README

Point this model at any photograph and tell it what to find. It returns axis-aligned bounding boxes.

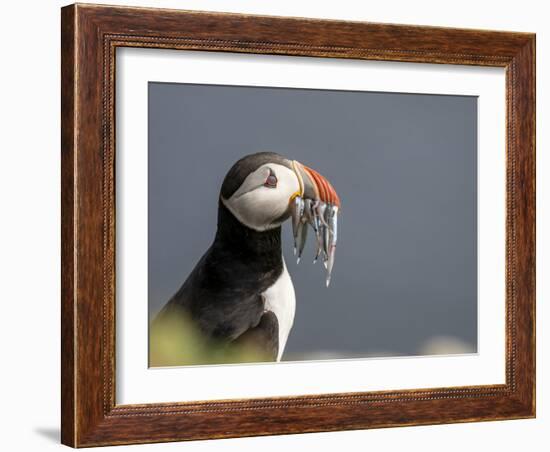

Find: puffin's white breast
[262,258,296,361]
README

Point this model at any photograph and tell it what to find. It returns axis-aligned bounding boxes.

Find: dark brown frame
[61,3,536,447]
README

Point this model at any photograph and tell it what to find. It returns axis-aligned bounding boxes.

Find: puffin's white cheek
[230,188,291,230]
[222,163,300,231]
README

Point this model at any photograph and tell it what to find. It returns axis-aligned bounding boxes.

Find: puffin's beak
[290,160,340,287]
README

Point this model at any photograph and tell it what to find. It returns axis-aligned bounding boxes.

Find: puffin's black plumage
[154,153,290,360]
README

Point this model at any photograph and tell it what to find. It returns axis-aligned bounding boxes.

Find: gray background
[148,82,477,360]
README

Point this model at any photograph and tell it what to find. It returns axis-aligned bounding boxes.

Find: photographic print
[148,82,478,367]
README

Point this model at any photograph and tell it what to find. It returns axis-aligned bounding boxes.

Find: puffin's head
[220,152,341,285]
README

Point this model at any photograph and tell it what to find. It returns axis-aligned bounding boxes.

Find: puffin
[152,152,340,363]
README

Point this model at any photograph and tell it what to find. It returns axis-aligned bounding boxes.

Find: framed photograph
[61,3,535,447]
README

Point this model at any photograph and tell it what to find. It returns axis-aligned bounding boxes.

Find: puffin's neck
[214,201,283,258]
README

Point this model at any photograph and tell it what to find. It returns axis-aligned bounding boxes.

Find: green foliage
[149,311,273,367]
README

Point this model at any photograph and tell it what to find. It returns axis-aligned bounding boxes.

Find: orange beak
[291,160,341,208]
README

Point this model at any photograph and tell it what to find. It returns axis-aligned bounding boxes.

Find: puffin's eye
[264,170,278,188]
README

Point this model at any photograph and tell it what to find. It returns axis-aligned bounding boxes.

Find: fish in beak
[290,160,341,287]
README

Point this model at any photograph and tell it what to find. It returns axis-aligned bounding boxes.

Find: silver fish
[296,220,308,264]
[288,196,339,286]
[316,202,329,227]
[325,206,339,286]
[291,196,303,254]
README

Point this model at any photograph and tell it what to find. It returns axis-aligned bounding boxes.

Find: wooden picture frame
[61,3,536,447]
